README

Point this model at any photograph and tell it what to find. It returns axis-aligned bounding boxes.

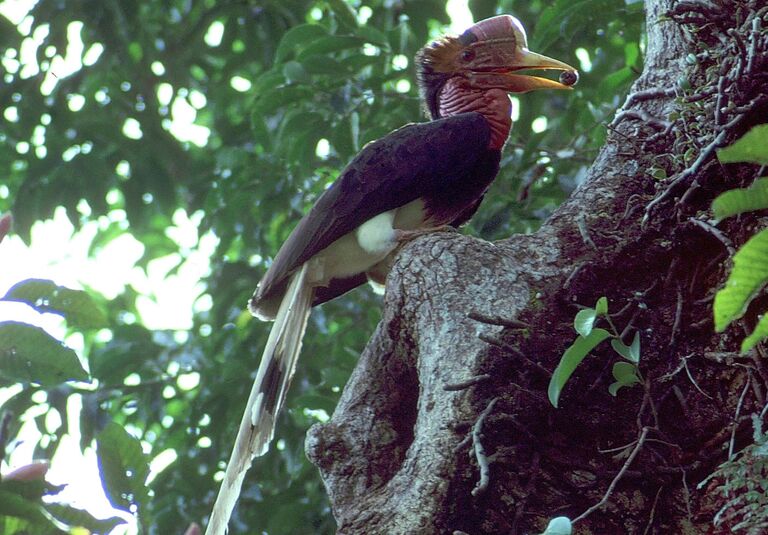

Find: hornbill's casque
[207,14,577,533]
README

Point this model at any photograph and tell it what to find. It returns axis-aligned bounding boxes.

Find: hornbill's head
[417,15,578,119]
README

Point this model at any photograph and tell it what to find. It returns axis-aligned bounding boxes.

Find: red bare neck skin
[438,78,512,150]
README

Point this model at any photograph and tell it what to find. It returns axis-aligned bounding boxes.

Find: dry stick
[610,87,678,128]
[610,109,672,131]
[683,357,714,400]
[471,397,499,497]
[564,263,585,289]
[572,426,650,524]
[444,374,492,392]
[468,310,528,329]
[746,17,760,74]
[670,286,684,348]
[680,468,694,524]
[642,486,664,535]
[477,333,551,376]
[643,130,728,223]
[728,373,751,460]
[677,179,700,206]
[689,218,736,254]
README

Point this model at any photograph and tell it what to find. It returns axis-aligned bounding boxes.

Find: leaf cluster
[548,297,642,408]
[712,125,768,353]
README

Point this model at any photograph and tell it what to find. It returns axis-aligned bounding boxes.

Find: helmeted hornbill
[207,14,576,533]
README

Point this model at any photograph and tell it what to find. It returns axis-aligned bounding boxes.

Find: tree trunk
[306,0,768,533]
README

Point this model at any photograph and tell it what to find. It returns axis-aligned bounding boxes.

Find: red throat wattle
[438,79,513,150]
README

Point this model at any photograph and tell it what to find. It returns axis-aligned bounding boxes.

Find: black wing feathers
[255,112,492,306]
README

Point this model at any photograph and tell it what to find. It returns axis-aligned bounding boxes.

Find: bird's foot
[393,225,455,243]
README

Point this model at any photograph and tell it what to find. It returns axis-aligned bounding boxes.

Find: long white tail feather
[205,263,314,535]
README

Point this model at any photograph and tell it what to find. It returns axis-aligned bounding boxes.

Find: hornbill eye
[461,49,475,62]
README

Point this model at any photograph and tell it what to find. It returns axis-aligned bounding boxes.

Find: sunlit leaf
[712,177,768,221]
[1,278,107,329]
[0,321,88,385]
[717,124,768,166]
[714,229,768,332]
[741,313,768,353]
[45,503,126,533]
[548,328,611,407]
[574,308,597,337]
[595,297,608,315]
[574,298,607,336]
[96,422,150,513]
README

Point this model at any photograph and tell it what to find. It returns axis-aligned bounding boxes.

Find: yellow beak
[470,49,578,93]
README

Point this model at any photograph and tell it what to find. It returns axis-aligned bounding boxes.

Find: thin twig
[454,434,472,453]
[642,486,664,535]
[573,426,650,524]
[444,374,492,392]
[729,373,751,459]
[681,468,693,524]
[564,263,585,289]
[472,397,499,497]
[683,357,714,399]
[611,87,678,127]
[468,311,528,329]
[643,130,728,222]
[610,109,672,130]
[746,17,760,74]
[670,286,684,347]
[678,179,700,206]
[477,333,551,376]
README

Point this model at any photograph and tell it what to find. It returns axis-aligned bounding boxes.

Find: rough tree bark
[305,0,768,533]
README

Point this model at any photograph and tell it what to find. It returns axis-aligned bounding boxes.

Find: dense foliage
[0,0,643,532]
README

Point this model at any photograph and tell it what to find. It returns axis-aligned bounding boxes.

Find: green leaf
[717,124,768,166]
[608,361,641,396]
[45,503,126,532]
[275,24,328,63]
[574,308,597,337]
[354,25,391,48]
[714,229,768,332]
[282,60,311,84]
[0,489,49,526]
[574,298,608,336]
[610,332,640,363]
[0,321,89,385]
[252,85,313,115]
[128,41,143,62]
[548,328,612,408]
[327,0,358,28]
[741,313,768,353]
[296,35,368,61]
[610,338,631,360]
[712,177,768,221]
[629,331,640,362]
[595,296,608,315]
[1,278,107,329]
[96,422,150,513]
